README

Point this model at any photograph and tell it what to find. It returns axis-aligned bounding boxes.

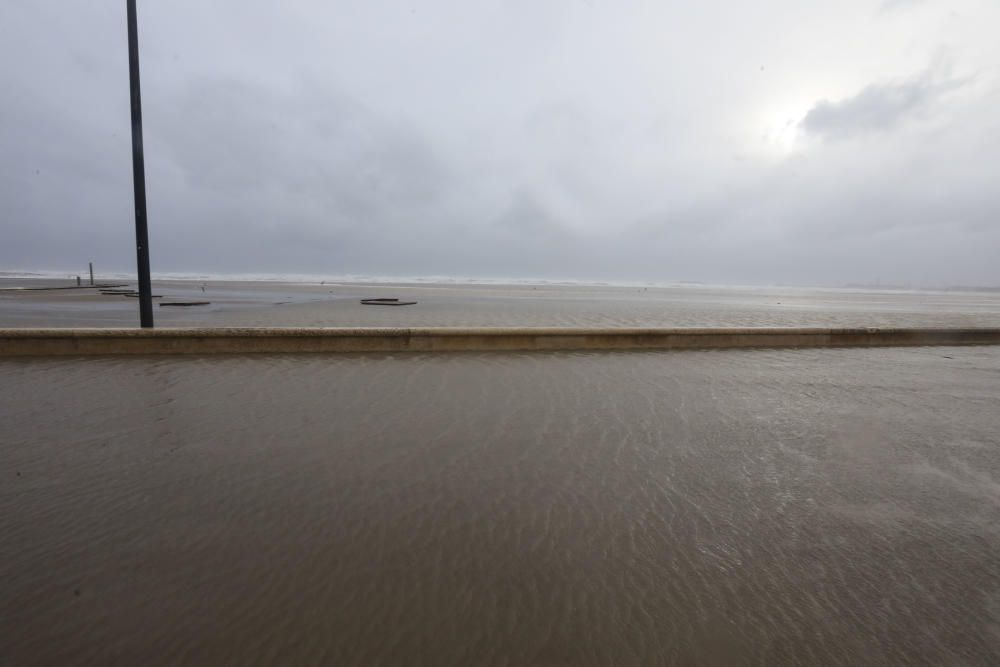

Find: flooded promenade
[3,344,999,664]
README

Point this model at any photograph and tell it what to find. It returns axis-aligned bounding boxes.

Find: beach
[2,278,1000,664]
[7,0,1000,661]
[2,277,1000,329]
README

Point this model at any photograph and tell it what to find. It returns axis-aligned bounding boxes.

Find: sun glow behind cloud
[752,97,819,158]
[2,0,1000,285]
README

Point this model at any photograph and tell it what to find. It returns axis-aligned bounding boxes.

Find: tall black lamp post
[126,0,153,327]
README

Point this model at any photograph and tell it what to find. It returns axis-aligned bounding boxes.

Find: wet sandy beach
[3,277,1000,328]
[2,346,999,665]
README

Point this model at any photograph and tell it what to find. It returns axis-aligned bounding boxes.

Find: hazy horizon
[3,1,999,285]
[6,266,1000,292]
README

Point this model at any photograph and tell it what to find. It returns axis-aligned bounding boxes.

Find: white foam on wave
[3,268,992,295]
[3,268,713,289]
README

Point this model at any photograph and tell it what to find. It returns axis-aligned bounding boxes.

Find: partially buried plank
[361,298,417,306]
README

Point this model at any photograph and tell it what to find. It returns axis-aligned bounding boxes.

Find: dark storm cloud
[491,191,569,241]
[155,77,451,229]
[800,74,965,139]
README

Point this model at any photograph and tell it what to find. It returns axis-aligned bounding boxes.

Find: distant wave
[3,269,994,293]
[2,269,717,288]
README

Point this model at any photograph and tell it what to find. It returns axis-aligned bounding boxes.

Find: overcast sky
[1,0,998,285]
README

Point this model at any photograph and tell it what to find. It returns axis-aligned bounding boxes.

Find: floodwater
[3,347,999,665]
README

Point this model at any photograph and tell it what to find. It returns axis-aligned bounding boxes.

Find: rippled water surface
[3,348,1000,665]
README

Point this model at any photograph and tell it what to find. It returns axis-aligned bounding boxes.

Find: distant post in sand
[126,0,153,327]
[89,262,94,286]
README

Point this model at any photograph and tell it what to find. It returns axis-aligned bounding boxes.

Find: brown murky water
[3,347,1000,665]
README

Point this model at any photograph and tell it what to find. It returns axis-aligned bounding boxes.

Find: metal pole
[126,0,153,327]
[89,262,94,286]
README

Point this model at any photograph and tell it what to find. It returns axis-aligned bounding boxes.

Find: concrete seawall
[1,327,999,356]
